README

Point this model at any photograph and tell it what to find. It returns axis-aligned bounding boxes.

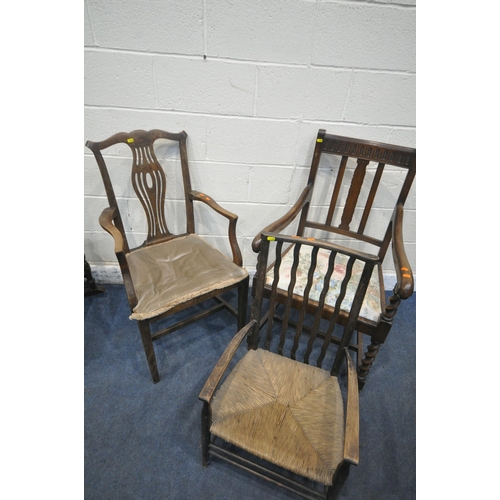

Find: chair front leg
[138,320,160,384]
[201,401,212,467]
[326,462,351,500]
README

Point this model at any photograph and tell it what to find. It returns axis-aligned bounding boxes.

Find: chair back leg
[237,276,249,330]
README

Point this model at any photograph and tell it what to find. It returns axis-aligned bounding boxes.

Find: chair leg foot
[327,462,351,500]
[138,320,160,383]
[201,402,211,467]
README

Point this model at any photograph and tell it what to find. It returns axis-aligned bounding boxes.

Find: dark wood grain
[252,129,416,389]
[86,129,248,384]
[199,233,374,498]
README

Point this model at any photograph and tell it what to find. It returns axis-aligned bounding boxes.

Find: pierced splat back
[86,129,194,250]
[249,233,378,376]
[130,136,171,242]
[297,129,416,261]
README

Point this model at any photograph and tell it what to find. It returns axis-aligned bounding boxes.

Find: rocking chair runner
[200,232,379,499]
[86,129,249,383]
[252,129,416,389]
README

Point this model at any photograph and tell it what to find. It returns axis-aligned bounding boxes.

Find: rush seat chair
[251,129,416,389]
[86,129,249,383]
[200,232,378,499]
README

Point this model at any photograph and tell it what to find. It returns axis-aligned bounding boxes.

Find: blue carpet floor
[84,285,415,499]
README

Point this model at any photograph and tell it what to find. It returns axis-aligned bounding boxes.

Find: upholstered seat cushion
[210,348,345,485]
[267,244,382,323]
[126,234,248,321]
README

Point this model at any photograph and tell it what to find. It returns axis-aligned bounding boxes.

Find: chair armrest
[391,203,414,300]
[99,207,125,255]
[189,190,243,267]
[251,183,313,253]
[343,348,359,465]
[199,320,256,404]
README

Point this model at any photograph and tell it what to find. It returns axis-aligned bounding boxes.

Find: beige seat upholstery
[86,129,249,383]
[128,235,248,321]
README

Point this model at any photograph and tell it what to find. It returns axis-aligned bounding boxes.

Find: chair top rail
[320,131,416,169]
[86,129,187,151]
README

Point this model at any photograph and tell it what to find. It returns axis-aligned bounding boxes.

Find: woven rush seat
[210,348,345,485]
[127,234,248,321]
[267,244,382,323]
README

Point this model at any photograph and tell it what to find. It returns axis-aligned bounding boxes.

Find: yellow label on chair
[316,138,323,143]
[127,138,134,143]
[267,236,276,241]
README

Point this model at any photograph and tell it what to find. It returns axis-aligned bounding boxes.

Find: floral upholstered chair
[252,129,416,389]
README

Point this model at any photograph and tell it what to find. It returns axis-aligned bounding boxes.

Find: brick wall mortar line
[84,105,415,130]
[84,47,414,75]
[203,0,207,59]
[323,0,415,9]
[84,0,97,47]
[253,66,259,116]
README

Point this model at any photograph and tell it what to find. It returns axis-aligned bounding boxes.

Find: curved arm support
[343,349,359,465]
[189,190,243,266]
[251,183,314,253]
[99,207,138,309]
[391,203,414,300]
[199,320,256,404]
[99,207,126,255]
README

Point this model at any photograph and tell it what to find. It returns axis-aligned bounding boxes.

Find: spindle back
[249,232,379,375]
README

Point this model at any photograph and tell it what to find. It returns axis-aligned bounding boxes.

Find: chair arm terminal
[189,190,243,266]
[343,348,359,465]
[99,207,125,255]
[391,203,414,300]
[199,320,256,404]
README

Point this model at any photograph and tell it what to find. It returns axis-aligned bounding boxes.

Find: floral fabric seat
[266,244,382,323]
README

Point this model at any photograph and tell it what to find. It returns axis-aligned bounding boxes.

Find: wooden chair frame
[200,232,379,499]
[252,129,416,389]
[86,129,249,383]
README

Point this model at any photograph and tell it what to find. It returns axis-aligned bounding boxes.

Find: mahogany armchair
[252,129,416,389]
[200,232,378,499]
[86,129,249,384]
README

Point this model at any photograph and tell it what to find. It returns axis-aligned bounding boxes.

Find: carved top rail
[86,129,191,248]
[320,131,416,169]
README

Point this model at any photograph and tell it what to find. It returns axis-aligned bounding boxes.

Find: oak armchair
[252,129,416,389]
[86,129,249,383]
[200,232,379,499]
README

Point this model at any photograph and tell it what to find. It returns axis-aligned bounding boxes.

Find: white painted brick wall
[84,0,416,289]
